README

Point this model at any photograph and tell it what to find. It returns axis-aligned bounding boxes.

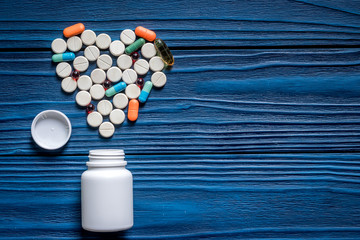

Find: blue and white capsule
[52,52,75,62]
[139,81,152,103]
[106,81,127,97]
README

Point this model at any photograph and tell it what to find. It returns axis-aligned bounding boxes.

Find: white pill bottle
[81,149,133,232]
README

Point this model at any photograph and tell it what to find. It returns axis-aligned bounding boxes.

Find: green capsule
[154,38,174,66]
[125,38,145,55]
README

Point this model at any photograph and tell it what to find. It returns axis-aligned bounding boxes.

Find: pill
[99,122,115,138]
[109,40,125,56]
[81,30,96,46]
[149,56,165,72]
[110,109,125,125]
[120,29,136,45]
[77,75,92,91]
[71,70,80,80]
[96,33,111,50]
[131,52,140,62]
[107,66,122,83]
[51,38,67,54]
[61,77,77,93]
[134,59,149,76]
[56,62,72,78]
[127,99,139,121]
[97,100,113,116]
[154,38,174,66]
[125,38,145,55]
[113,93,129,109]
[90,84,105,100]
[103,80,112,90]
[86,103,95,114]
[84,45,100,61]
[63,23,85,38]
[52,52,75,62]
[117,54,132,70]
[135,26,156,42]
[136,78,145,89]
[76,90,92,107]
[73,56,89,72]
[97,54,112,70]
[91,68,106,84]
[139,81,152,103]
[105,81,127,97]
[87,111,103,128]
[67,36,82,52]
[125,84,141,99]
[122,69,137,84]
[151,72,167,88]
[141,43,156,59]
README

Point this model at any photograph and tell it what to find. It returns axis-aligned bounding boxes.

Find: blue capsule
[52,52,75,62]
[139,81,152,103]
[106,81,127,97]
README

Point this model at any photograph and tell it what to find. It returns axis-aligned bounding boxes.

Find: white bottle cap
[31,110,71,150]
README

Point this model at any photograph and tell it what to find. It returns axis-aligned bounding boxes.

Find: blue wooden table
[1,0,360,239]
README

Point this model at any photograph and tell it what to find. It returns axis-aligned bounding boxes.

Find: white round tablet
[96,33,111,50]
[51,38,67,54]
[151,71,167,88]
[107,67,122,83]
[73,56,89,72]
[97,54,113,70]
[149,56,165,72]
[141,43,156,59]
[76,91,91,107]
[84,45,100,61]
[81,30,96,46]
[134,59,149,76]
[67,36,82,52]
[99,122,115,138]
[87,111,103,128]
[56,62,72,78]
[91,68,106,84]
[117,54,132,70]
[125,84,141,99]
[97,100,113,116]
[61,77,77,93]
[122,69,137,84]
[77,75,92,91]
[110,109,125,125]
[109,40,125,56]
[90,84,105,100]
[113,93,129,109]
[120,29,136,45]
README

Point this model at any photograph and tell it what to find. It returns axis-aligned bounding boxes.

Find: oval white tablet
[97,100,113,116]
[76,91,91,107]
[134,59,149,76]
[113,93,129,109]
[141,43,156,59]
[109,40,125,56]
[77,75,92,91]
[90,84,105,100]
[96,33,111,50]
[151,71,167,88]
[51,38,67,54]
[120,29,136,45]
[67,36,82,52]
[84,45,100,61]
[91,68,106,84]
[87,111,103,128]
[81,30,96,46]
[110,109,125,125]
[97,54,112,70]
[122,69,137,84]
[117,54,132,70]
[149,56,165,72]
[125,84,141,99]
[107,67,122,83]
[99,122,115,138]
[56,62,72,78]
[73,56,89,72]
[61,77,77,93]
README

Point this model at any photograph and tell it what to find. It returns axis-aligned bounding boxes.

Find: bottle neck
[87,149,127,168]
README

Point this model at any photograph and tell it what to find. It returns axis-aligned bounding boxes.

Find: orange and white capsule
[135,26,156,42]
[127,99,139,121]
[63,23,85,38]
